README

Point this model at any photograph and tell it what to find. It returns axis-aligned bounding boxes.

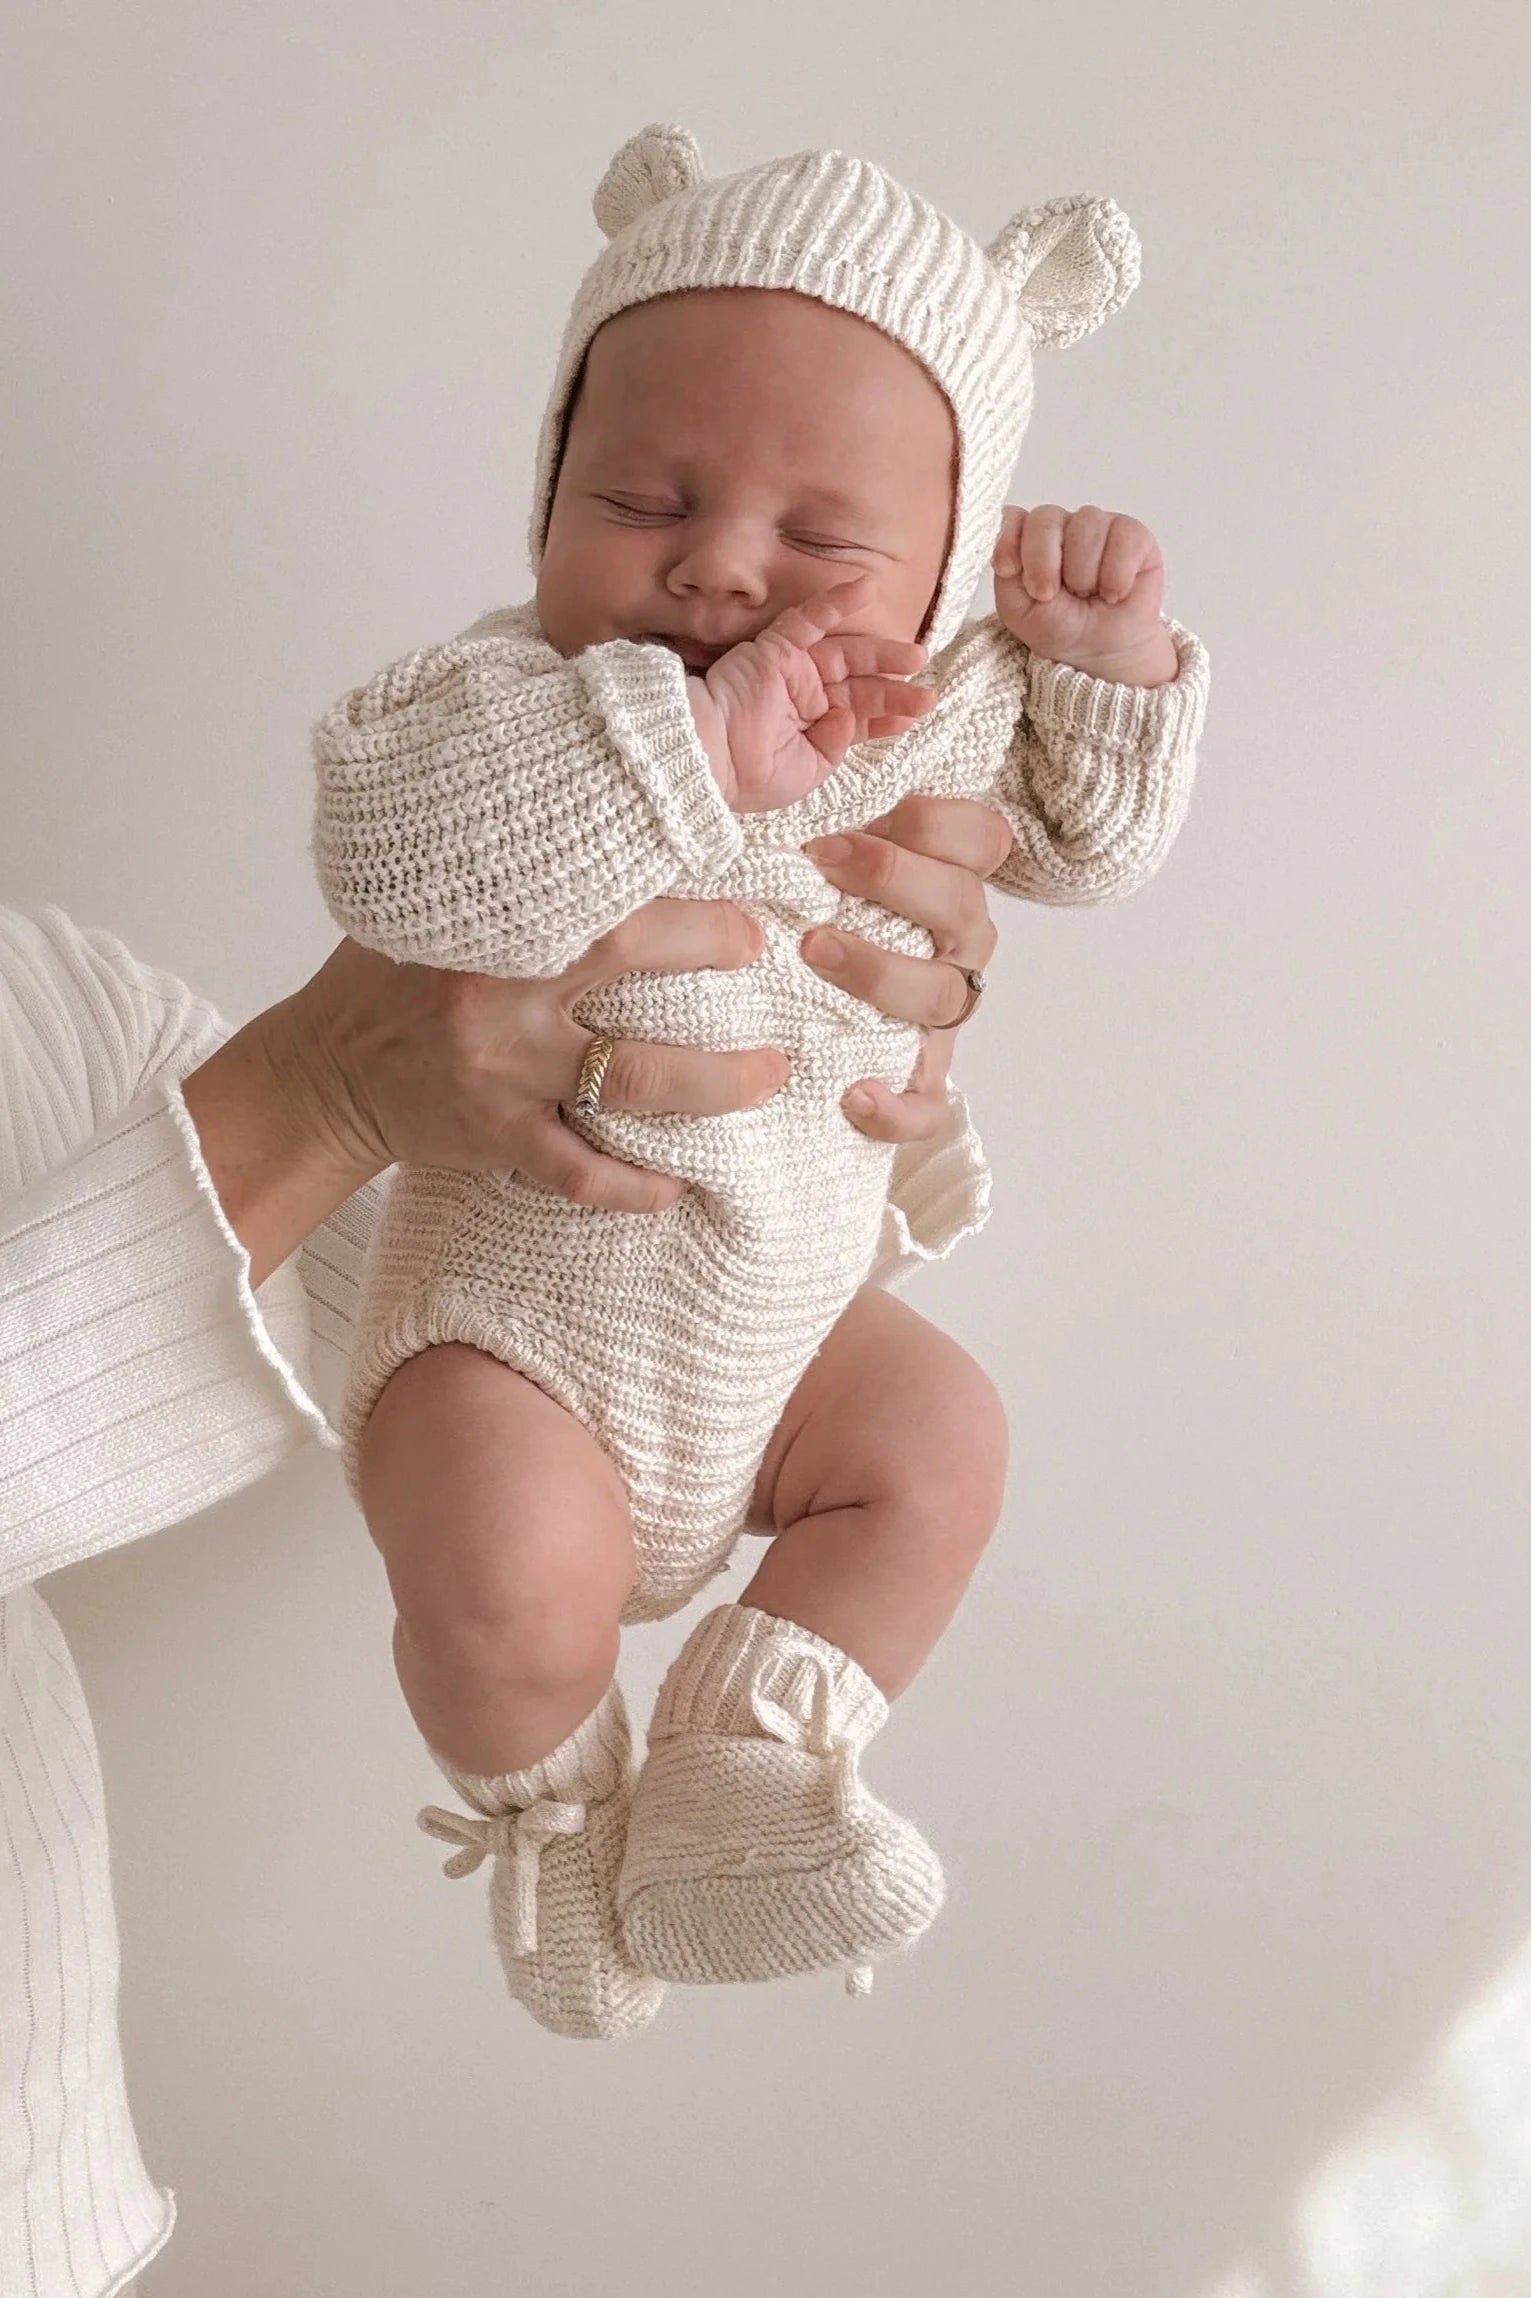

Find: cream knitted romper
[314,600,1207,1620]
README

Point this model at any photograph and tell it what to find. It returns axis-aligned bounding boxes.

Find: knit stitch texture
[618,1604,945,1987]
[422,1682,664,2040]
[315,607,1207,1622]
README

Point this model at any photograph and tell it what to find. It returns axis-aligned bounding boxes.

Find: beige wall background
[4,3,1528,2293]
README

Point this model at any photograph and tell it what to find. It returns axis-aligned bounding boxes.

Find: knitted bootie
[617,1605,946,1991]
[418,1683,665,2041]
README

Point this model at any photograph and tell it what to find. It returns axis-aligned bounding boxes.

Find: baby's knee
[398,1575,622,1712]
[850,1332,1006,1562]
[904,1338,1009,1531]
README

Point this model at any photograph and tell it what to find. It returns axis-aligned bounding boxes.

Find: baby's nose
[665,524,770,607]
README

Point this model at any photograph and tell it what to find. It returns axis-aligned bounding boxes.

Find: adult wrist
[180,992,383,1287]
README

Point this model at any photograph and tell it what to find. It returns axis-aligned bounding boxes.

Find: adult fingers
[593,1036,789,1116]
[566,898,764,994]
[801,929,982,1029]
[515,1113,687,1214]
[859,794,1015,879]
[842,1037,955,1143]
[803,829,999,963]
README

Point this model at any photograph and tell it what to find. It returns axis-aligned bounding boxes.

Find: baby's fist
[993,504,1177,686]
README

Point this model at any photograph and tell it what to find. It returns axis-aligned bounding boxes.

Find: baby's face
[536,288,957,669]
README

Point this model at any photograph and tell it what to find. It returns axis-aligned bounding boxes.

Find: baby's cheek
[535,534,630,656]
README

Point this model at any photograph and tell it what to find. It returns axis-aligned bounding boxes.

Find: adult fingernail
[806,836,853,865]
[806,930,846,970]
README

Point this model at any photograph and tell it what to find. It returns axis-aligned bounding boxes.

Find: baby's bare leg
[358,1344,635,1776]
[743,1287,1009,1697]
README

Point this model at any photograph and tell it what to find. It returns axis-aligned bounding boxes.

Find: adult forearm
[179,999,383,1288]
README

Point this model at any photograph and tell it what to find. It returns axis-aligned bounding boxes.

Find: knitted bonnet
[530,125,1142,652]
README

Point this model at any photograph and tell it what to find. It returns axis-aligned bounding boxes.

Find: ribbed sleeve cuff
[867,1086,992,1291]
[0,1080,334,1595]
[294,1172,383,1430]
[1024,617,1211,759]
[578,639,744,883]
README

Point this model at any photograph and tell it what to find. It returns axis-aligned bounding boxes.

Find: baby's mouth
[641,633,729,674]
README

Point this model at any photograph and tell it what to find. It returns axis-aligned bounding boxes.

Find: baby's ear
[593,124,707,238]
[987,195,1141,349]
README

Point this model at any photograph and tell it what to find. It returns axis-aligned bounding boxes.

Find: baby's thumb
[992,507,1025,580]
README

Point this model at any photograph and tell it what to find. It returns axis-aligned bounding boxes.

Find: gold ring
[570,1034,617,1120]
[932,965,986,1030]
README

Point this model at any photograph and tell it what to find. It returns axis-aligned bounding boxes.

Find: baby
[312,127,1209,2039]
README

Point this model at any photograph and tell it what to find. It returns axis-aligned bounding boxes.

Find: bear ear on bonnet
[594,124,707,238]
[987,194,1142,349]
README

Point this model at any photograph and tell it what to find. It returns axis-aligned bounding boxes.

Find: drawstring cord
[418,1800,588,1957]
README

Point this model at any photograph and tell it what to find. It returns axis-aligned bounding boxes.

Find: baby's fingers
[768,574,875,654]
[1019,504,1067,601]
[806,703,857,765]
[1098,514,1162,605]
[824,674,936,729]
[992,505,1026,581]
[808,633,928,682]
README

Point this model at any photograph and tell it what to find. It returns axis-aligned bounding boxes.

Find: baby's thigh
[359,1343,634,1638]
[749,1287,1010,1534]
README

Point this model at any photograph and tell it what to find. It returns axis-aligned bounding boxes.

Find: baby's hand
[687,578,934,812]
[993,504,1179,687]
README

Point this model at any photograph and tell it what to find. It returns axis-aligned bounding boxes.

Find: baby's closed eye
[598,492,685,522]
[784,531,868,558]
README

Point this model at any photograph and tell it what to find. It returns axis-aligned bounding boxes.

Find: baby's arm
[313,586,930,979]
[988,614,1208,906]
[985,502,1209,906]
[312,607,744,979]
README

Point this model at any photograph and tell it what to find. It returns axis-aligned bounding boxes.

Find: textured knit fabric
[618,1604,944,1988]
[533,124,1142,653]
[0,905,374,2298]
[316,605,1208,1622]
[420,1683,664,2040]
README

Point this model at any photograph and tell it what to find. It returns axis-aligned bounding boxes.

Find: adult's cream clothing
[0,905,371,2298]
[0,900,983,2293]
[314,605,1209,1620]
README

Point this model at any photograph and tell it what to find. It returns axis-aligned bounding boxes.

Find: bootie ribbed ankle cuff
[436,1681,631,1817]
[649,1605,888,1751]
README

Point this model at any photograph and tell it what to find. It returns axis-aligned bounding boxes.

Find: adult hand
[799,796,1013,1143]
[182,899,784,1283]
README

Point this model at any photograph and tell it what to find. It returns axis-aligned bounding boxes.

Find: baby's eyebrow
[794,485,878,523]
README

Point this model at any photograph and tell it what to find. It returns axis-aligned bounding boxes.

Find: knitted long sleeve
[998,622,1208,904]
[759,611,1209,901]
[312,607,743,979]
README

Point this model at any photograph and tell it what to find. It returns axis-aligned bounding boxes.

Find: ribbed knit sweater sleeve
[311,607,744,977]
[0,907,375,1598]
[992,617,1209,904]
